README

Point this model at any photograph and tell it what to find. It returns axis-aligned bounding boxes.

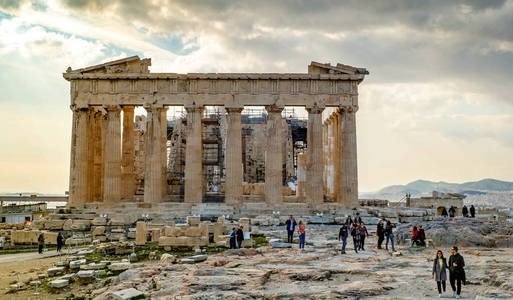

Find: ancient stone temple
[63,56,368,208]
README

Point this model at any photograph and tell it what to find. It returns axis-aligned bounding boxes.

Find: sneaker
[452,291,456,298]
[443,292,447,297]
[438,293,442,298]
[456,295,461,299]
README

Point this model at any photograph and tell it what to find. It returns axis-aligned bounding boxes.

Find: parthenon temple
[63,56,368,208]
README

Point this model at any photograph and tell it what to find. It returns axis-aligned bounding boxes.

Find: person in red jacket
[411,225,420,246]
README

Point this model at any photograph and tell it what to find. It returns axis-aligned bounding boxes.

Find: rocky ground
[2,223,513,299]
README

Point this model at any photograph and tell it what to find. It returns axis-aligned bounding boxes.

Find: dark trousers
[377,234,384,249]
[353,238,359,252]
[437,281,446,293]
[229,238,236,249]
[359,236,365,250]
[287,230,294,243]
[237,239,243,249]
[38,244,43,254]
[450,273,462,295]
[57,244,62,253]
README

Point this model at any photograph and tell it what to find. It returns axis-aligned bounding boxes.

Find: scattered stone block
[49,278,69,288]
[92,226,105,236]
[91,217,108,226]
[69,259,87,269]
[160,253,177,264]
[44,220,65,230]
[112,288,144,300]
[30,280,41,286]
[80,263,106,270]
[109,262,131,271]
[77,270,95,278]
[187,216,200,226]
[270,239,292,248]
[47,267,66,276]
[135,222,147,245]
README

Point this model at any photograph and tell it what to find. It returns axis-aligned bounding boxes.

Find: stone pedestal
[339,106,358,208]
[184,106,204,203]
[265,106,284,203]
[121,106,136,200]
[225,107,243,204]
[144,104,164,203]
[69,106,89,206]
[306,105,324,204]
[103,105,122,204]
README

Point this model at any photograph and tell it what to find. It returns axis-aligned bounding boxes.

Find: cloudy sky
[1,0,512,194]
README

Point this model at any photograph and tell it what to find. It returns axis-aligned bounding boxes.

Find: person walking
[418,225,426,247]
[236,226,244,249]
[377,219,385,249]
[345,216,353,235]
[432,250,449,298]
[229,227,237,249]
[354,212,362,225]
[385,219,396,252]
[470,205,476,218]
[462,205,469,218]
[449,246,466,299]
[350,223,361,253]
[298,221,306,250]
[359,222,369,251]
[285,215,297,243]
[441,207,448,217]
[38,234,44,254]
[411,225,420,246]
[56,232,64,253]
[449,206,455,218]
[338,223,348,254]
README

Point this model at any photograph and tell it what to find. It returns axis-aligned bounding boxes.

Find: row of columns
[69,103,357,207]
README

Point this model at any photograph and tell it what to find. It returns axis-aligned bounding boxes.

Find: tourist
[338,223,348,254]
[448,246,466,299]
[385,219,396,252]
[441,207,448,217]
[432,250,448,298]
[229,227,237,249]
[449,206,455,218]
[38,234,44,254]
[358,222,369,251]
[350,223,360,253]
[236,226,244,249]
[345,216,353,234]
[298,221,306,250]
[418,225,426,247]
[285,215,297,243]
[462,205,469,218]
[470,205,476,218]
[354,212,362,225]
[411,225,420,247]
[57,232,64,253]
[376,219,385,249]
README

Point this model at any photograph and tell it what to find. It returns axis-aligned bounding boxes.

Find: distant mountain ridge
[376,178,513,195]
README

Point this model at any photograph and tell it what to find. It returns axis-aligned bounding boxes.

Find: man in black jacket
[376,219,385,249]
[449,246,466,299]
[338,224,348,254]
[236,226,244,249]
[470,205,476,218]
[285,216,297,243]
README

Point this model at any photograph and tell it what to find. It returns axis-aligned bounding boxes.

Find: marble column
[144,104,164,203]
[334,110,341,203]
[86,108,95,202]
[184,106,204,203]
[306,105,325,204]
[224,107,243,204]
[93,110,106,202]
[121,105,136,201]
[103,105,122,204]
[339,106,359,208]
[265,105,284,203]
[161,107,169,198]
[296,153,307,201]
[68,106,88,206]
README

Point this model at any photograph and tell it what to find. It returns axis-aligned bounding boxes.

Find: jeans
[229,238,236,249]
[353,238,360,252]
[437,281,446,294]
[287,230,294,243]
[385,233,395,251]
[450,272,463,295]
[341,237,347,253]
[359,236,366,250]
[237,239,243,249]
[299,233,305,249]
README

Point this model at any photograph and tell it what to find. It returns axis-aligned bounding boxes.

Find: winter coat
[385,222,395,235]
[285,219,297,232]
[339,226,348,239]
[351,227,361,240]
[359,226,369,237]
[377,223,385,236]
[236,229,244,241]
[432,257,448,281]
[449,253,466,282]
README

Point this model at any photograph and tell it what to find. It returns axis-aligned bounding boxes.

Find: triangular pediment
[309,61,369,75]
[66,56,151,74]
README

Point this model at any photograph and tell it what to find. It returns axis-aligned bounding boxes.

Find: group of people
[411,225,426,247]
[37,232,64,254]
[441,205,476,218]
[229,226,245,249]
[432,246,466,298]
[285,216,306,249]
[338,213,370,254]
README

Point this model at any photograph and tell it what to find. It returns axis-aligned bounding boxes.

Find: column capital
[225,107,244,113]
[143,102,163,111]
[122,105,135,111]
[305,103,325,114]
[338,105,358,113]
[265,105,284,113]
[104,105,122,112]
[184,105,204,114]
[70,104,89,112]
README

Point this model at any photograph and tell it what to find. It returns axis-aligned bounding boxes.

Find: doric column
[334,111,341,202]
[296,153,307,201]
[103,105,122,204]
[265,105,284,203]
[306,104,325,204]
[92,109,106,202]
[68,105,88,206]
[144,104,164,203]
[339,106,359,208]
[86,108,95,202]
[121,105,136,201]
[184,106,204,203]
[161,107,169,197]
[224,107,243,204]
